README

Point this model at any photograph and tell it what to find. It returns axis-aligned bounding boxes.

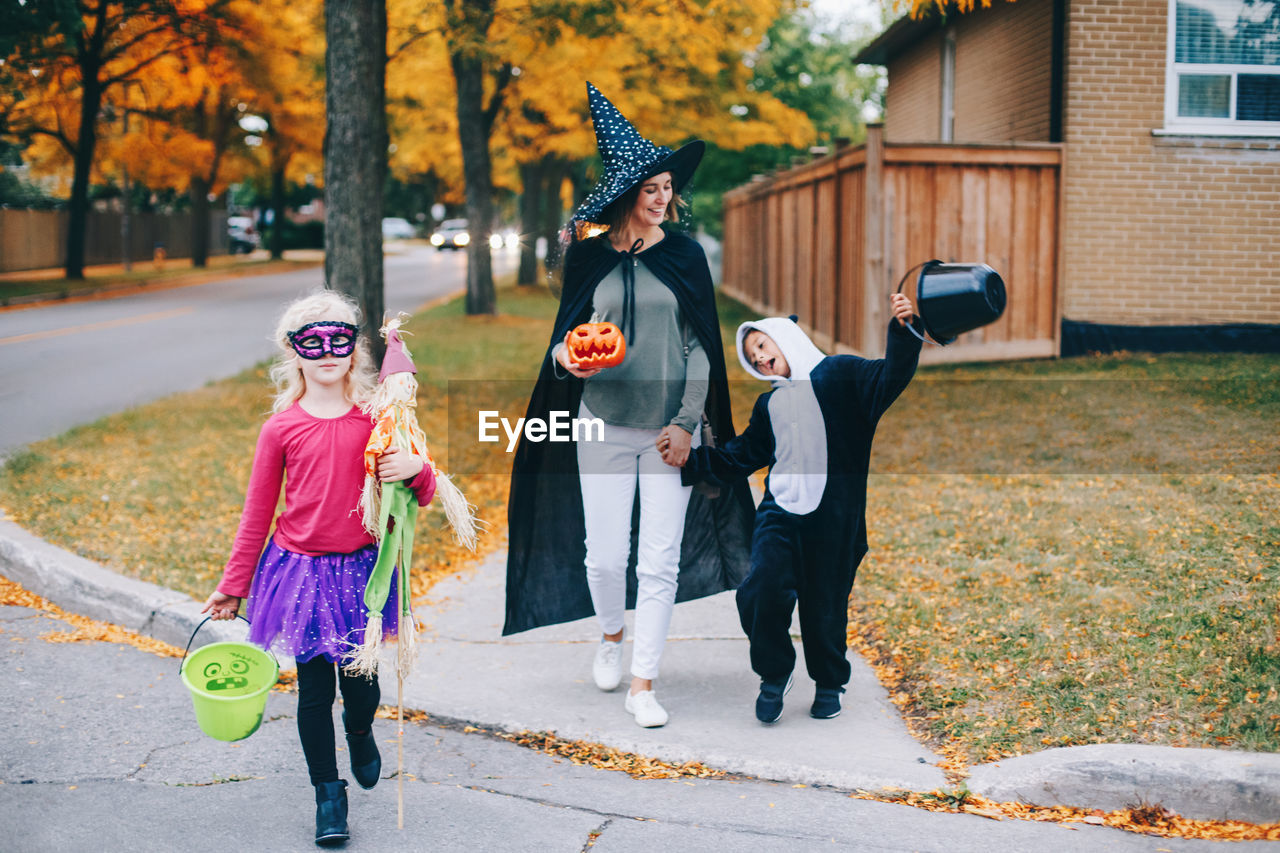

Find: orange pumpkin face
[565,321,626,369]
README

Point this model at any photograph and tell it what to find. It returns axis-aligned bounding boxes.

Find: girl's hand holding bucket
[201,591,242,621]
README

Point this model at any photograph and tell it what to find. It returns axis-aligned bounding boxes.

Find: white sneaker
[592,638,623,691]
[624,689,669,728]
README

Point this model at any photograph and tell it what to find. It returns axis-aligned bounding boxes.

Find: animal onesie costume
[681,317,921,689]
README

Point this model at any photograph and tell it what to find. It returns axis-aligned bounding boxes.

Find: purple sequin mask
[287,321,358,360]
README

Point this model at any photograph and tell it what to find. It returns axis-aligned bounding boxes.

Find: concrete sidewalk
[2,512,1279,826]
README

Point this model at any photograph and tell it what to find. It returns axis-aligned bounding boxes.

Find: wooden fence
[722,125,1063,364]
[0,209,228,273]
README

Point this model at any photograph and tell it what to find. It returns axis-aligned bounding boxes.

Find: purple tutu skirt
[245,541,399,664]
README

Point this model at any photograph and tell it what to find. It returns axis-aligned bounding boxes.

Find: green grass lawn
[2,279,1276,768]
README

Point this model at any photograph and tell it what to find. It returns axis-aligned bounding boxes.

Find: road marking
[0,306,195,347]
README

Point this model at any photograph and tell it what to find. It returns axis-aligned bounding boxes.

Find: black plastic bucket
[898,260,1007,345]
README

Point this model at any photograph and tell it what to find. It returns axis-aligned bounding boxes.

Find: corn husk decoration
[344,316,479,680]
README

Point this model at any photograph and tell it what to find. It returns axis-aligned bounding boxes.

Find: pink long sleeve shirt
[217,403,437,598]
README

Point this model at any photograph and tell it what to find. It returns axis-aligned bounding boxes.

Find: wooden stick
[397,668,404,830]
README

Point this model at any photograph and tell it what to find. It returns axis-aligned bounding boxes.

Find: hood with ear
[736,316,827,382]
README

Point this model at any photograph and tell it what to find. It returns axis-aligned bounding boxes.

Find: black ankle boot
[343,711,381,790]
[314,779,349,847]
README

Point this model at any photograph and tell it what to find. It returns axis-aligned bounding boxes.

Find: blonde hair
[268,289,377,414]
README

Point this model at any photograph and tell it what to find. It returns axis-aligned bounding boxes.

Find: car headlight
[430,234,445,246]
[455,232,470,246]
[489,233,504,250]
[503,231,519,248]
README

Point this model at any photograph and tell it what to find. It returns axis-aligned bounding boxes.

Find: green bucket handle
[180,615,279,674]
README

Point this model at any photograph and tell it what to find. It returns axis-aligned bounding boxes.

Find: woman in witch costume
[504,83,754,727]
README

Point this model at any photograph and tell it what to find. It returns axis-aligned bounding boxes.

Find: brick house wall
[878,0,1280,328]
[884,36,942,141]
[953,0,1055,142]
[885,0,1055,143]
[1064,0,1280,325]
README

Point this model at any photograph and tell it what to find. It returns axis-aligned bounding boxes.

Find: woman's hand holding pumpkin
[656,425,692,467]
[556,340,602,379]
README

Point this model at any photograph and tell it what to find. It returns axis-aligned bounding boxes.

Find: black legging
[296,655,381,785]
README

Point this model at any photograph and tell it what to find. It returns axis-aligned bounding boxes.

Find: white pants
[577,402,696,680]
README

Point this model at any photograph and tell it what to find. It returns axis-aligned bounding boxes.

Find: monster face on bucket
[203,654,251,691]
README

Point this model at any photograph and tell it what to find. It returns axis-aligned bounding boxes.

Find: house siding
[884,0,1055,144]
[1064,0,1280,326]
[885,36,942,141]
[954,0,1055,142]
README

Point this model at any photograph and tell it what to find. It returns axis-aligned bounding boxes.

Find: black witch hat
[573,82,705,225]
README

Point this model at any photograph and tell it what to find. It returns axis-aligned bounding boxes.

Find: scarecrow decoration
[346,316,479,679]
[344,316,478,829]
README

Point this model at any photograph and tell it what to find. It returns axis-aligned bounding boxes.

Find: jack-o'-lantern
[566,319,626,369]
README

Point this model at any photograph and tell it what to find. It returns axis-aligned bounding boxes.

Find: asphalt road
[1,603,1239,853]
[0,245,516,456]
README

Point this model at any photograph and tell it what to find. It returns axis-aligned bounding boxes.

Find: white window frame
[1161,0,1280,137]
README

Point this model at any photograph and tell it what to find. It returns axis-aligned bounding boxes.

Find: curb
[1,514,1277,825]
[967,744,1280,825]
[0,515,258,655]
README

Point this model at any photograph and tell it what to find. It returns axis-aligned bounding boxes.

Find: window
[1164,0,1280,135]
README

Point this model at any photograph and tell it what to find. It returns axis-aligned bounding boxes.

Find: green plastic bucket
[180,616,279,742]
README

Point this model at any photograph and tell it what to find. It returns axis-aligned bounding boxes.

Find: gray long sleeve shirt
[558,261,709,433]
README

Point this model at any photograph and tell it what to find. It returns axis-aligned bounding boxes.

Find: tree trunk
[324,0,388,359]
[65,69,102,280]
[538,158,575,275]
[270,163,286,260]
[451,46,496,315]
[190,177,211,267]
[516,160,543,287]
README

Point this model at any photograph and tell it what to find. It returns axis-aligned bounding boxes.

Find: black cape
[503,230,754,635]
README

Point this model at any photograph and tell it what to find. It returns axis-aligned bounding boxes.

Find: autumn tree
[325,0,388,358]
[441,0,510,316]
[229,0,324,260]
[0,0,227,279]
[388,0,814,313]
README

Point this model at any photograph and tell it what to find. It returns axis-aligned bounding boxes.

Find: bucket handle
[894,259,945,347]
[180,614,279,674]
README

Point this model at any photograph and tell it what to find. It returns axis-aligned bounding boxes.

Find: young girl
[201,290,436,847]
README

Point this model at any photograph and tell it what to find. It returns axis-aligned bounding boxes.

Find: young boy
[674,293,919,723]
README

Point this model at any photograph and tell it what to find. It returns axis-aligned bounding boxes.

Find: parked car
[381,217,416,240]
[430,219,470,250]
[227,216,261,254]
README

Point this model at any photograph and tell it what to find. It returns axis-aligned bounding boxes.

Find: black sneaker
[810,686,844,719]
[755,673,794,724]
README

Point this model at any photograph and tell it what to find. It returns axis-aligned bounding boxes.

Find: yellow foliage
[386,0,815,199]
[4,0,324,195]
[897,0,1009,17]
